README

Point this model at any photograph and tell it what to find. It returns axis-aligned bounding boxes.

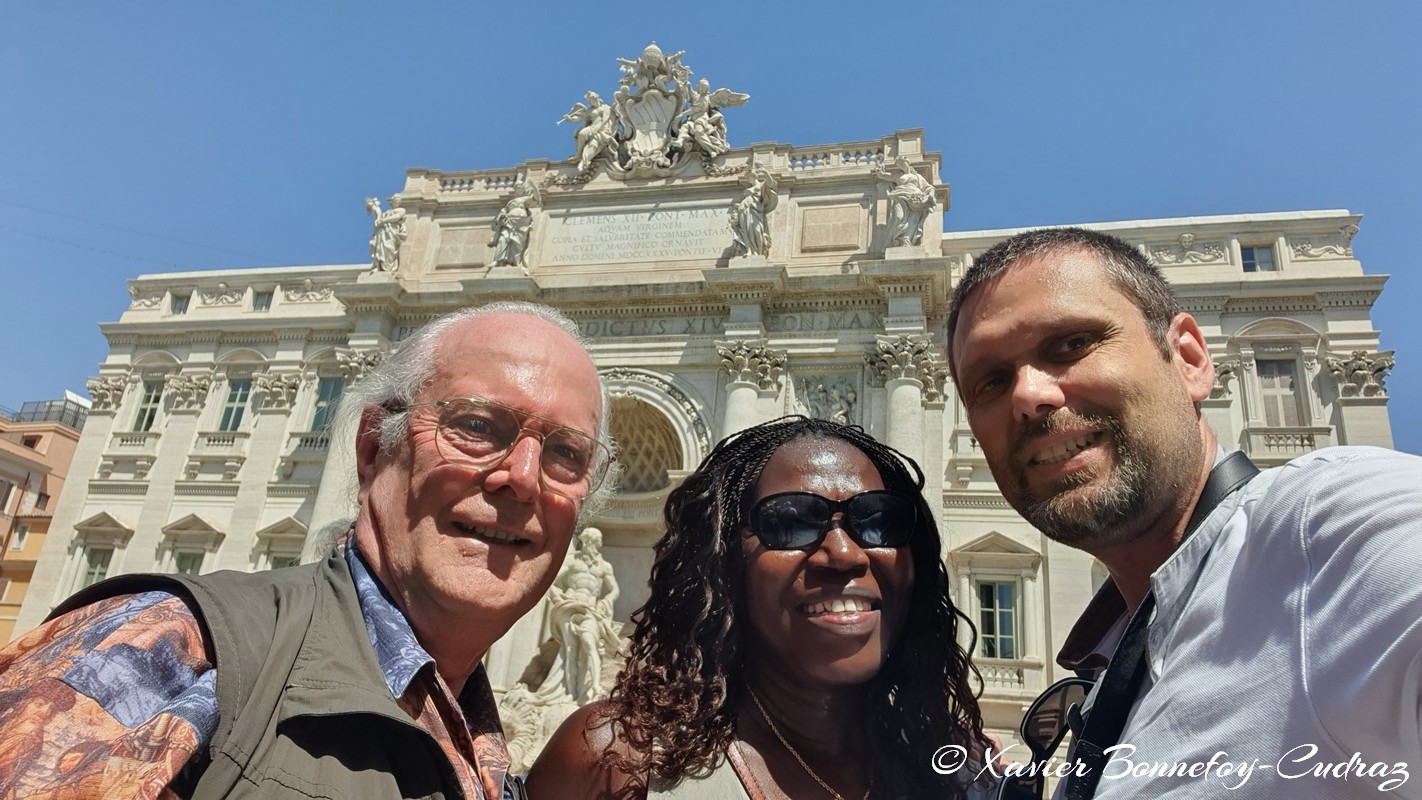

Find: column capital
[716,338,787,392]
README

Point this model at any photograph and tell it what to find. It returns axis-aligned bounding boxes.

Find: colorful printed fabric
[0,591,214,799]
[0,544,516,799]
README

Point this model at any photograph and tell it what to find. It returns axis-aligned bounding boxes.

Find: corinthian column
[865,334,948,465]
[716,338,787,439]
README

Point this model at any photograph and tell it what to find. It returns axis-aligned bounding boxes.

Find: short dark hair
[946,227,1182,374]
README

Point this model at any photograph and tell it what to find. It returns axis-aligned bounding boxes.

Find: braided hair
[600,416,987,797]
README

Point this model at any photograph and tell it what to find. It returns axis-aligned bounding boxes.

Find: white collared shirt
[1055,446,1422,799]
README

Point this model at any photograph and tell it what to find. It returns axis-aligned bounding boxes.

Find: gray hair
[330,301,618,514]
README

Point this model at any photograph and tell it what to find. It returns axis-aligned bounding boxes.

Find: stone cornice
[174,482,241,497]
[702,265,789,305]
[942,492,1014,510]
[859,259,951,315]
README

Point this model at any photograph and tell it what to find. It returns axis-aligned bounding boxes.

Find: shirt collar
[346,543,435,698]
[1056,445,1235,672]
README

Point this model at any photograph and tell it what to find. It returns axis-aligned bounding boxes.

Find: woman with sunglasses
[528,416,992,799]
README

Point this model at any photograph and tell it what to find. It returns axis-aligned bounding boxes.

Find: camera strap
[1062,450,1259,800]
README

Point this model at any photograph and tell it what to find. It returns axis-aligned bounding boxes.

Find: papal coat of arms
[556,43,749,182]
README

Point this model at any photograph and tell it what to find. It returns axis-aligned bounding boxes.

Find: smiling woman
[526,417,995,800]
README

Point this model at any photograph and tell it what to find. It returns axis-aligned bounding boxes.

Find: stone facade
[13,49,1396,751]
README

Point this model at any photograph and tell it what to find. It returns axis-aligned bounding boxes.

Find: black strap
[1063,452,1259,799]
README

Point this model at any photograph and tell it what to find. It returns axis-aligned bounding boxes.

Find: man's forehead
[960,250,1119,317]
[427,314,600,413]
[952,250,1123,359]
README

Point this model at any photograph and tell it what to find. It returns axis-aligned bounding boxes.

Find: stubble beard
[1011,409,1193,552]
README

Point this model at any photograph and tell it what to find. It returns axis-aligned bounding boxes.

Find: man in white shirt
[947,227,1420,798]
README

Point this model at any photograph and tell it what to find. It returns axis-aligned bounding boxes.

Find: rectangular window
[1257,359,1303,427]
[134,380,164,432]
[978,581,1019,659]
[170,293,191,315]
[11,524,29,550]
[253,290,273,312]
[311,377,344,432]
[21,436,40,449]
[218,379,252,432]
[268,554,301,570]
[81,547,114,588]
[1241,245,1277,273]
[35,493,49,511]
[0,482,12,514]
[173,551,204,575]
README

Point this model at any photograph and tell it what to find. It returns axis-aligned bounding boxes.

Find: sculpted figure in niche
[729,165,778,258]
[543,527,621,705]
[490,182,541,272]
[873,156,938,247]
[365,196,408,272]
[560,91,618,174]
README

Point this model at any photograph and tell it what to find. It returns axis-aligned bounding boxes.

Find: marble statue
[543,527,621,705]
[873,156,938,247]
[729,165,778,257]
[366,197,408,272]
[552,43,749,181]
[560,91,618,174]
[489,182,541,271]
[496,527,626,773]
[672,79,749,161]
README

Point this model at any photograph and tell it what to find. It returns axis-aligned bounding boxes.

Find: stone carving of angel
[490,182,541,272]
[673,79,750,160]
[729,165,778,258]
[366,197,408,272]
[559,91,618,174]
[873,156,938,247]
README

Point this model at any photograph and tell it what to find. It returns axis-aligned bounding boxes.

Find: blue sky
[2,2,1418,453]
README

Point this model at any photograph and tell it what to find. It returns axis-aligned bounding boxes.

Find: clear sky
[2,2,1418,453]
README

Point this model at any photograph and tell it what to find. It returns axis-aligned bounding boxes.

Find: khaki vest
[53,552,475,799]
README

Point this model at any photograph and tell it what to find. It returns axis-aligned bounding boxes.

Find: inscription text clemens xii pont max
[542,207,728,265]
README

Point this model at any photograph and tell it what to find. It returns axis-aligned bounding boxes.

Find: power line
[0,199,284,265]
[0,224,182,269]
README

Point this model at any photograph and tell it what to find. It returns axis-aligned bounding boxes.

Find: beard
[1009,407,1197,551]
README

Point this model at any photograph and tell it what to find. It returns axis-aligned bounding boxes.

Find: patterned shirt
[0,545,516,799]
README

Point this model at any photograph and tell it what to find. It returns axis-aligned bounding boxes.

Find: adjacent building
[12,47,1396,748]
[1,393,88,642]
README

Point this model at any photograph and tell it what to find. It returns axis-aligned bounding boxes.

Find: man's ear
[355,404,388,498]
[1169,312,1214,403]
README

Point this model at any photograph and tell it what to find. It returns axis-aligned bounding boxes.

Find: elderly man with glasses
[0,301,614,800]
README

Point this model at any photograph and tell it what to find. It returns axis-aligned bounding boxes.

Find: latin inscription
[577,311,882,338]
[543,208,728,265]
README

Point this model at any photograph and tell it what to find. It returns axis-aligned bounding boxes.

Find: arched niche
[599,368,710,473]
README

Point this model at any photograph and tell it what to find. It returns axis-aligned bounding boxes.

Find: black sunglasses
[746,491,917,550]
[995,676,1094,799]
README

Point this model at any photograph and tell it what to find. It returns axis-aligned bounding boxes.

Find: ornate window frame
[948,532,1044,694]
[253,517,307,570]
[65,512,134,595]
[1227,318,1333,463]
[158,514,225,575]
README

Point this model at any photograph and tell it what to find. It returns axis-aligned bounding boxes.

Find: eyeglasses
[402,396,613,501]
[745,491,917,550]
[995,676,1094,800]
